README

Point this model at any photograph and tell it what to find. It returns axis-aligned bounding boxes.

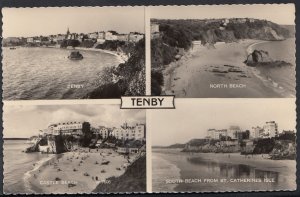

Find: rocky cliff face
[152,18,291,48]
[269,140,296,160]
[84,39,145,98]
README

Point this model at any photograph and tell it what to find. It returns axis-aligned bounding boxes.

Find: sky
[3,104,145,138]
[3,7,145,38]
[151,99,296,146]
[150,4,295,25]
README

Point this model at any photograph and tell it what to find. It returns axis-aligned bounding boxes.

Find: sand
[152,149,296,192]
[163,40,288,98]
[28,148,136,194]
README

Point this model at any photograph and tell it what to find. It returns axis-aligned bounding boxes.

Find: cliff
[152,18,291,49]
[269,140,296,160]
[84,39,145,98]
[151,19,291,70]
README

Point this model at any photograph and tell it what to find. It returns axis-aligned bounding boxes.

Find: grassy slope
[93,155,146,193]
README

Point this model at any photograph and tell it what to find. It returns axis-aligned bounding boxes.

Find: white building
[228,126,241,140]
[46,121,90,136]
[88,32,98,39]
[263,121,278,138]
[151,23,159,34]
[117,34,129,42]
[128,32,144,43]
[105,31,117,40]
[112,123,145,140]
[99,126,110,139]
[207,129,227,139]
[250,126,263,139]
[98,31,105,39]
[207,129,216,139]
[27,37,34,43]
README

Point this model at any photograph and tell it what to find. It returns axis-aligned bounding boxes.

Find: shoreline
[162,39,294,98]
[46,45,128,64]
[152,149,296,192]
[26,148,136,194]
[11,45,128,64]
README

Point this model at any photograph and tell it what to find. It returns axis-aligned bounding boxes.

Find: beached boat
[68,51,83,60]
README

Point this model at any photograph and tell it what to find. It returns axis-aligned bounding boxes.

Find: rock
[175,54,182,60]
[245,49,272,65]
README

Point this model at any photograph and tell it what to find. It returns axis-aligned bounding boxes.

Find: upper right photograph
[150,4,295,98]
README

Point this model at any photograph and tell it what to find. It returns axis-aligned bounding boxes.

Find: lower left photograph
[3,104,146,194]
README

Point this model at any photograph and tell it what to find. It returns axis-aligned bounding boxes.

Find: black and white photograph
[2,7,145,100]
[3,104,146,194]
[150,4,295,98]
[151,99,296,192]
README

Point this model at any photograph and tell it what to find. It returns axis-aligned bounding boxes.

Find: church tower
[66,27,70,39]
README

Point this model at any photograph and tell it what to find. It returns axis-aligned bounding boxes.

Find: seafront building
[39,121,91,136]
[3,28,144,47]
[112,123,146,141]
[207,121,279,140]
[263,121,278,138]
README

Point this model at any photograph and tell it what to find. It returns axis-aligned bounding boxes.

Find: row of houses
[39,121,91,136]
[93,122,146,141]
[207,121,280,140]
[38,121,145,141]
[5,28,144,46]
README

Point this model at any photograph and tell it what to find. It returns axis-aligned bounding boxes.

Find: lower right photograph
[151,99,296,192]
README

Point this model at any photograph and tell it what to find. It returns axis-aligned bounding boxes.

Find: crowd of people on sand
[30,147,140,188]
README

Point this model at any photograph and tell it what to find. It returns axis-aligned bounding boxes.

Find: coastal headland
[151,18,295,98]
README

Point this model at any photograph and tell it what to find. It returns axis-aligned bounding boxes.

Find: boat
[68,51,83,60]
[9,47,17,50]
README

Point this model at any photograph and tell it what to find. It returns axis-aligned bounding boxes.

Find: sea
[3,140,54,194]
[3,47,120,100]
[250,38,296,97]
[152,149,296,192]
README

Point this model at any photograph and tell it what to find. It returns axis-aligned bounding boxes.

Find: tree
[68,39,80,48]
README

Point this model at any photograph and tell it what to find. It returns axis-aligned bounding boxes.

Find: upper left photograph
[2,7,145,100]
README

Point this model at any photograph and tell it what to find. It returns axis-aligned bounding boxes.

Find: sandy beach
[28,148,136,194]
[152,149,296,192]
[163,39,294,98]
